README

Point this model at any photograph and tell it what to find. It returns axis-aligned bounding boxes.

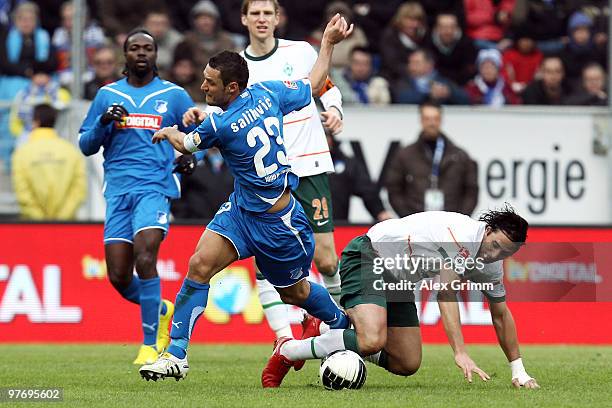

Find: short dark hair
[33,104,57,128]
[123,29,158,52]
[350,46,372,57]
[479,204,529,244]
[411,48,435,64]
[208,51,249,91]
[419,100,442,113]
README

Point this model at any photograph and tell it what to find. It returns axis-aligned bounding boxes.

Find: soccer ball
[319,350,367,390]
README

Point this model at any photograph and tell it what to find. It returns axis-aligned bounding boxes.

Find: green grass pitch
[2,344,610,407]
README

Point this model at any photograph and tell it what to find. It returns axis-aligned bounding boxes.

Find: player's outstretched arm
[438,267,491,383]
[152,125,191,154]
[309,13,354,95]
[489,301,540,389]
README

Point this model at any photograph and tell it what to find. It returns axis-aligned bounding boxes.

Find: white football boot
[139,352,189,382]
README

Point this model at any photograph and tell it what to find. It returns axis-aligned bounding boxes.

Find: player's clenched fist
[182,107,208,127]
[100,103,129,125]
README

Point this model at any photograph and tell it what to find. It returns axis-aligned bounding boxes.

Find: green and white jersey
[366,211,506,301]
[241,39,336,178]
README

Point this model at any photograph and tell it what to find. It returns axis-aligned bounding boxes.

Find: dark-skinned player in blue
[79,29,201,365]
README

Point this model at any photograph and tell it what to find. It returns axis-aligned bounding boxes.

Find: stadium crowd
[0,0,609,220]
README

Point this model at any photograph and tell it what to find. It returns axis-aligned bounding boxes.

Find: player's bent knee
[388,360,420,377]
[107,270,131,289]
[134,251,156,273]
[278,285,309,305]
[314,252,339,276]
[357,330,386,356]
[187,252,216,283]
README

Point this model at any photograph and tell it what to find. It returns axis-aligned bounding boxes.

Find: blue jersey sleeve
[78,92,114,156]
[192,114,220,150]
[259,80,312,115]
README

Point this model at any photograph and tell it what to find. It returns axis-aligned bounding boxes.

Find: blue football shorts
[207,192,315,287]
[104,191,171,244]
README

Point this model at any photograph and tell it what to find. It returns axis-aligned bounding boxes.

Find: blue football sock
[300,282,349,329]
[118,275,141,304]
[139,277,161,346]
[167,278,209,359]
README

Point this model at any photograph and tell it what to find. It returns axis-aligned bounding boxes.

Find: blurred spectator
[11,104,86,220]
[393,48,470,105]
[379,2,428,81]
[36,0,100,34]
[168,0,245,38]
[559,11,606,87]
[0,0,25,27]
[331,46,390,105]
[419,0,466,29]
[52,1,106,88]
[171,148,234,220]
[346,0,404,53]
[143,9,183,77]
[465,48,520,106]
[463,0,515,50]
[511,0,569,55]
[502,28,543,94]
[274,5,289,38]
[307,2,368,69]
[326,129,392,222]
[574,0,608,48]
[282,0,329,40]
[98,0,165,46]
[424,12,477,86]
[0,2,56,88]
[385,101,478,217]
[83,46,121,100]
[166,56,205,103]
[216,0,249,41]
[9,62,70,140]
[565,62,607,106]
[522,56,572,105]
[174,1,238,73]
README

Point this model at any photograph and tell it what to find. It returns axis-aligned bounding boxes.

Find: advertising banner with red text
[1,224,611,344]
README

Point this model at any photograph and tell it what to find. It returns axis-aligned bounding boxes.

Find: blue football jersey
[79,77,195,199]
[191,79,311,213]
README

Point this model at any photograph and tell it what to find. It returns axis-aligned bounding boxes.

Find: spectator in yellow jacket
[11,104,86,220]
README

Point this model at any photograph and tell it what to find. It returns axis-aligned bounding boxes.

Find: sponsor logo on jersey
[283,80,298,90]
[154,100,168,113]
[116,114,163,130]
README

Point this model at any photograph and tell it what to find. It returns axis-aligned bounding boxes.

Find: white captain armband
[183,132,200,153]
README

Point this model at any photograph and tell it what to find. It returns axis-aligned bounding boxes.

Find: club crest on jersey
[283,62,293,77]
[115,114,162,130]
[154,100,168,113]
[156,211,168,224]
[283,80,298,90]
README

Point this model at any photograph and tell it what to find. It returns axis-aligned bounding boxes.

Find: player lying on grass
[263,207,540,389]
[139,14,354,382]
